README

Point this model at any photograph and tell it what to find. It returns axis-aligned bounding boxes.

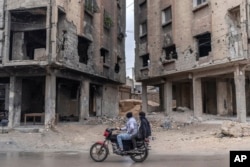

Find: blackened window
[141,54,149,67]
[196,33,211,57]
[78,36,91,64]
[100,48,109,64]
[164,45,177,60]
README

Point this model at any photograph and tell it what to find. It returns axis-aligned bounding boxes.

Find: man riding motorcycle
[116,112,138,154]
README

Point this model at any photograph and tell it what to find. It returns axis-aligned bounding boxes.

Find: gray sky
[125,0,135,78]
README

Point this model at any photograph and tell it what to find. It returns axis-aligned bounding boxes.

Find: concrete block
[34,48,46,61]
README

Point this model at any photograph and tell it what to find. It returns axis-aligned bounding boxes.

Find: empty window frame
[85,0,98,13]
[10,8,47,60]
[141,54,149,67]
[228,6,240,27]
[164,45,177,60]
[78,36,91,64]
[140,21,147,37]
[139,0,147,14]
[196,33,211,57]
[114,56,121,73]
[194,0,207,6]
[25,30,46,60]
[100,48,109,64]
[162,6,172,25]
[104,10,113,29]
[117,0,121,8]
[139,0,147,5]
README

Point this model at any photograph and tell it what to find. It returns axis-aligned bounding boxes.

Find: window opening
[162,6,172,25]
[114,56,121,73]
[196,33,211,57]
[100,48,109,64]
[25,30,46,60]
[197,0,207,6]
[78,36,91,64]
[141,54,149,67]
[164,45,177,60]
[85,0,99,13]
[140,21,147,36]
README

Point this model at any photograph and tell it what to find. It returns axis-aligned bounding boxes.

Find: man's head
[126,112,133,119]
[139,111,146,117]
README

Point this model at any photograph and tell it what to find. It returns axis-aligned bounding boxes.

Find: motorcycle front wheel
[89,143,109,162]
[130,149,148,162]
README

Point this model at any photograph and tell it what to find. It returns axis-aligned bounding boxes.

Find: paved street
[0,151,228,167]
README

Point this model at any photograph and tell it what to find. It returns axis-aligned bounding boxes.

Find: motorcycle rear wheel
[90,143,109,162]
[130,149,148,162]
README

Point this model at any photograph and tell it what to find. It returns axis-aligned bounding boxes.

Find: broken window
[0,85,5,110]
[104,10,113,30]
[164,44,177,60]
[25,30,46,60]
[100,48,109,64]
[85,0,99,13]
[139,0,147,14]
[139,21,147,44]
[84,10,94,35]
[194,0,207,6]
[114,56,121,73]
[229,6,240,26]
[228,6,241,58]
[117,0,121,8]
[195,33,211,57]
[117,26,125,40]
[162,6,172,25]
[10,8,47,61]
[141,54,150,67]
[78,36,91,64]
[140,21,147,37]
[57,9,67,52]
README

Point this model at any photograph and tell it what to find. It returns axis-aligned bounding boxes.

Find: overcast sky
[125,0,135,78]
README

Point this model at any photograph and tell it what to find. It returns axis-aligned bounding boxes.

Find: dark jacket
[138,116,151,139]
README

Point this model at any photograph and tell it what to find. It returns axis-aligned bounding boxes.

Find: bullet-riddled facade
[134,0,250,122]
[0,0,126,129]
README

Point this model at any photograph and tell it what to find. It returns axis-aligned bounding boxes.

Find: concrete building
[0,0,126,129]
[134,0,250,122]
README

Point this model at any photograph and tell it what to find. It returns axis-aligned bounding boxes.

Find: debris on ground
[221,121,250,137]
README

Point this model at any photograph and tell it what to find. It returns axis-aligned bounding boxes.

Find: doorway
[89,84,102,117]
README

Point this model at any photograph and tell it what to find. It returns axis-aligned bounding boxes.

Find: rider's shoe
[115,149,124,154]
[131,148,140,153]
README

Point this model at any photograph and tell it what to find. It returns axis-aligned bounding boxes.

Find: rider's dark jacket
[138,116,151,139]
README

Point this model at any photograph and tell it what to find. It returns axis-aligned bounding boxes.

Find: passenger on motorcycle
[116,112,138,153]
[131,111,151,152]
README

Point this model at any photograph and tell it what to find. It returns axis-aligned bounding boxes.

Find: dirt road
[1,120,250,155]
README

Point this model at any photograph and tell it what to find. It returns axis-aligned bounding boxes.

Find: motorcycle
[89,128,150,162]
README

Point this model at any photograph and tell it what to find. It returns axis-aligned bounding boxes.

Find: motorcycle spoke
[92,146,106,160]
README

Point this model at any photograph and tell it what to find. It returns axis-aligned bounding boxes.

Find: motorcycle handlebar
[106,128,118,131]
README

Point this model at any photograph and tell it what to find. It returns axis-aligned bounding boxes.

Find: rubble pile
[221,121,250,137]
[119,99,160,116]
[119,99,142,116]
[84,103,203,132]
[147,111,199,132]
[84,108,201,132]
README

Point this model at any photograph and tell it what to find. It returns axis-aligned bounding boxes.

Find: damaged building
[134,0,250,122]
[0,0,126,129]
